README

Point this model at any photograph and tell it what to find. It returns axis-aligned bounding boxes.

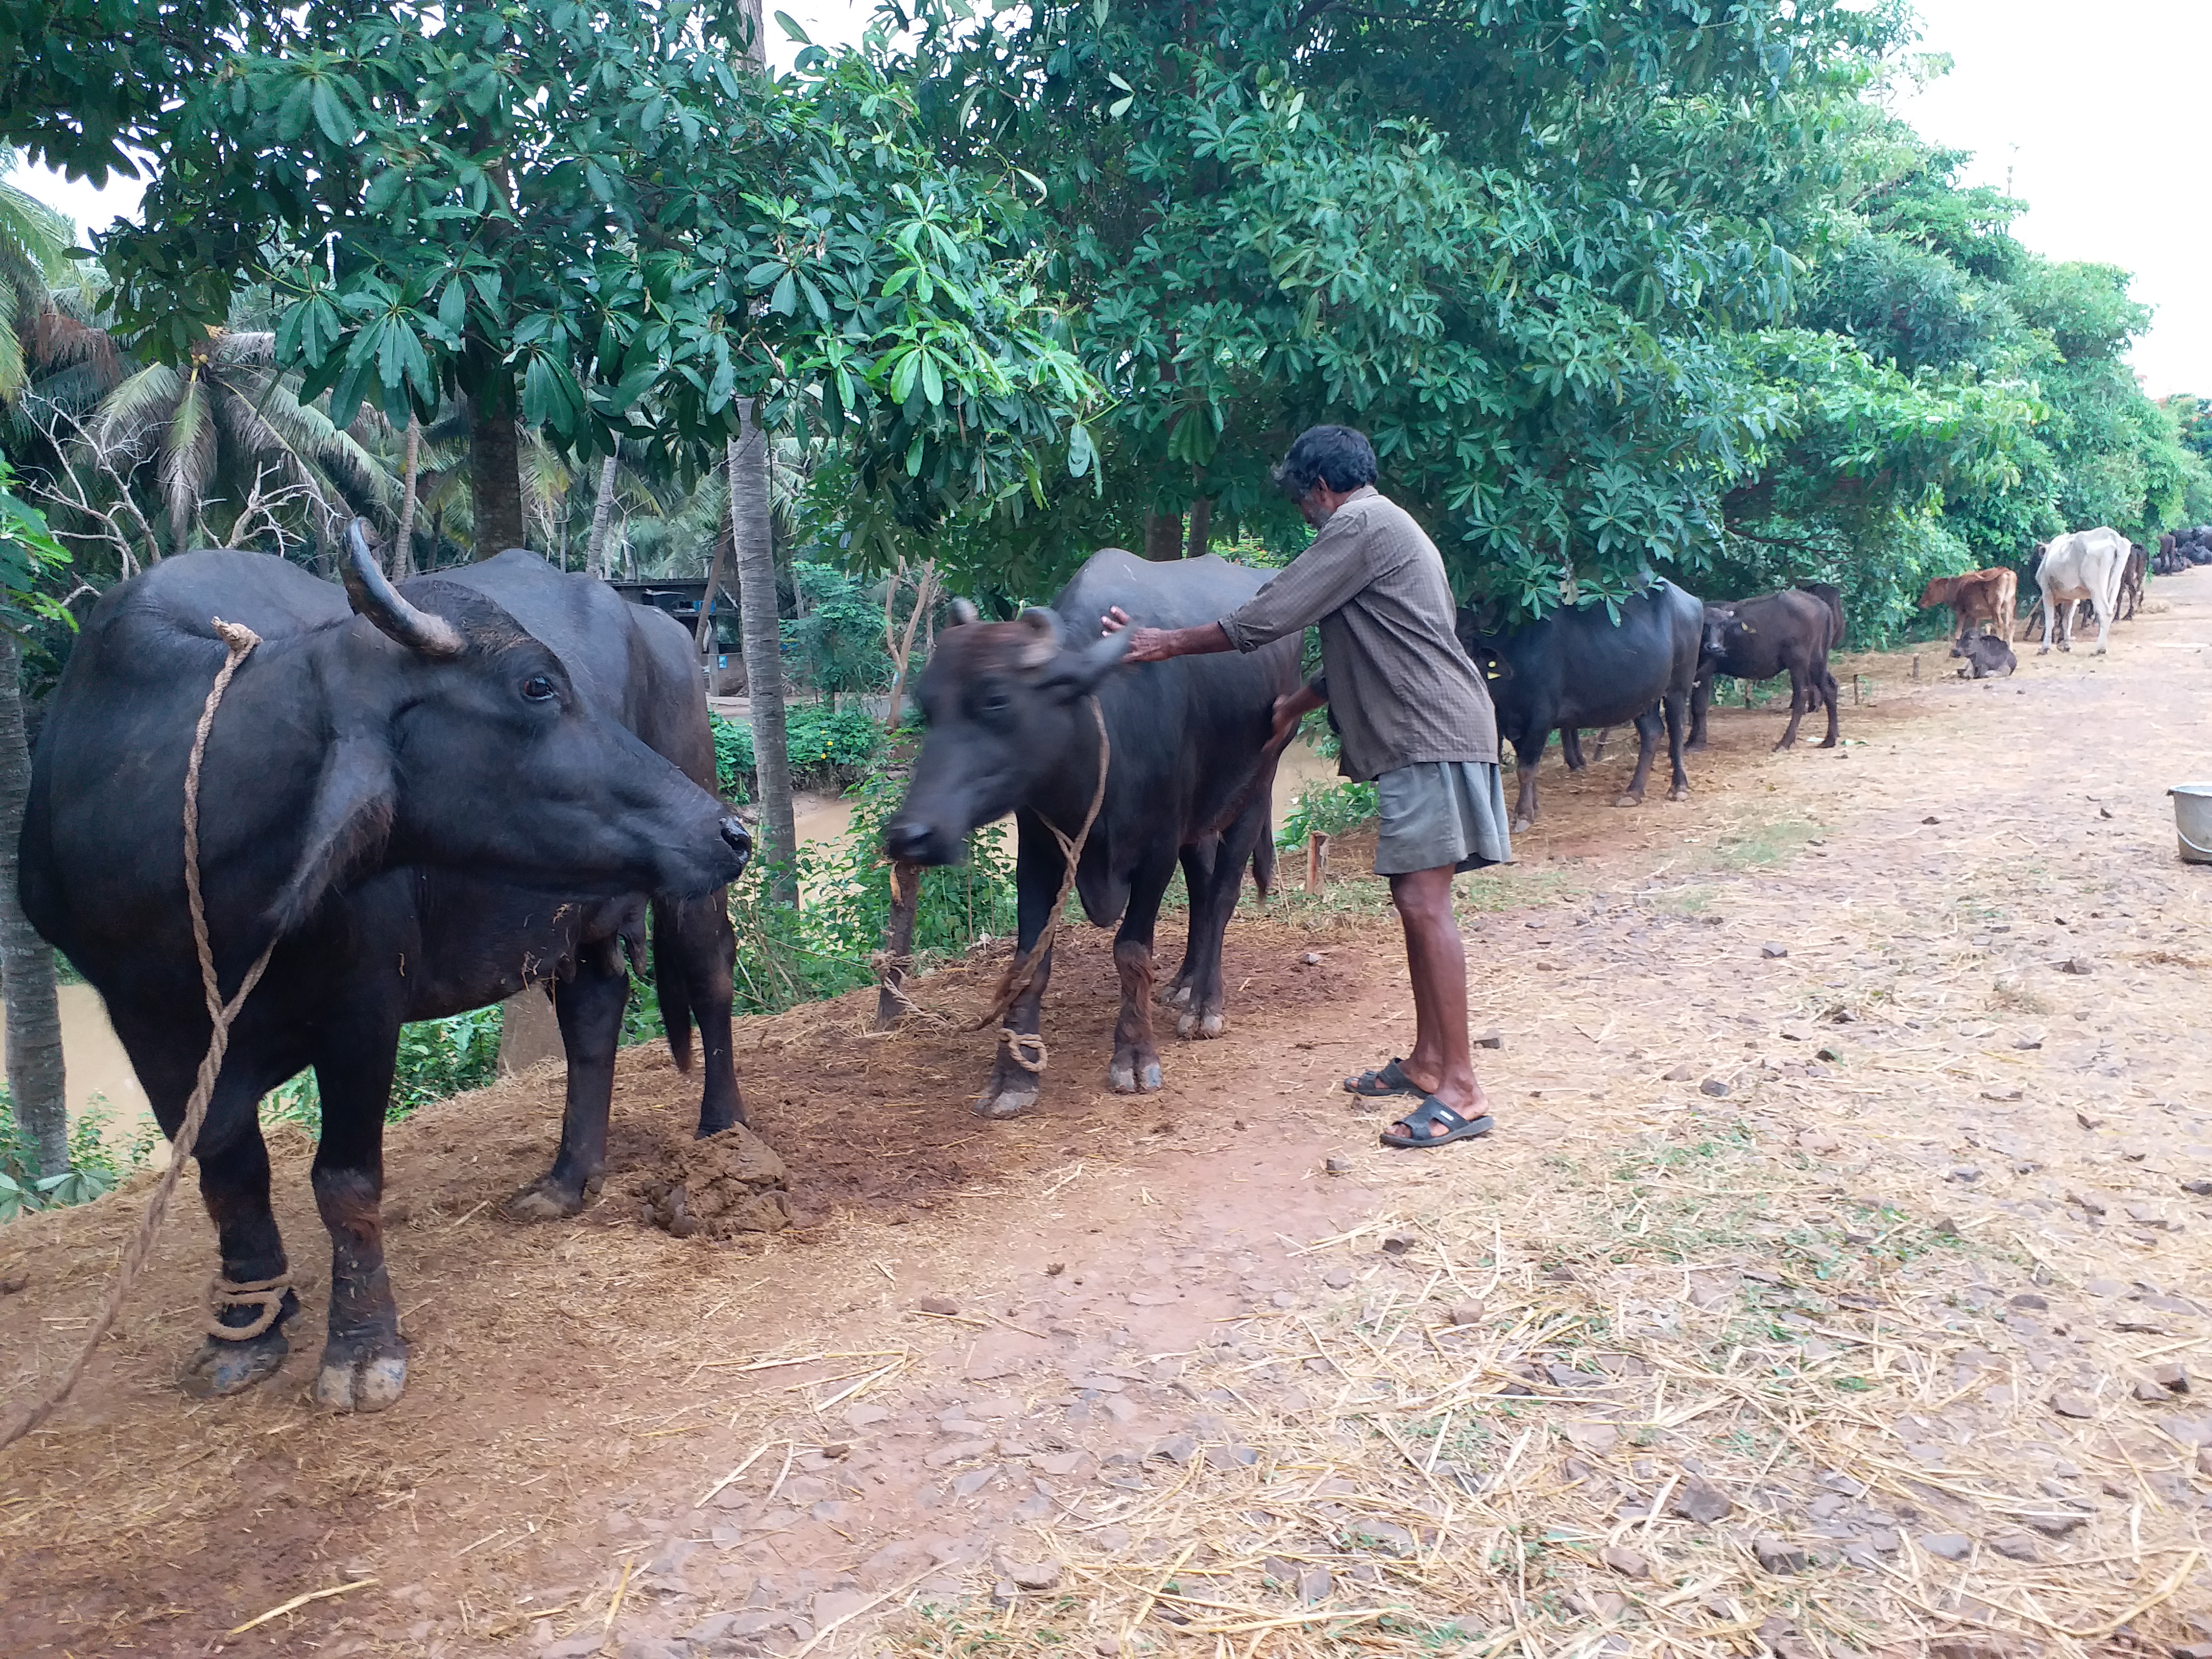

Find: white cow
[2034,527,2128,655]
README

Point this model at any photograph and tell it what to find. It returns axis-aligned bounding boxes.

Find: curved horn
[948,598,979,626]
[342,519,464,657]
[1016,606,1062,668]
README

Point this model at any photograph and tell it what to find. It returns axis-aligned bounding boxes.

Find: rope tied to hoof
[1,618,279,1452]
[205,1274,291,1341]
[967,697,1111,1076]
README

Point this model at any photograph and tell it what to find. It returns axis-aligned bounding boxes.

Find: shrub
[1278,779,1380,846]
[265,1006,504,1136]
[0,1094,144,1220]
[710,702,884,797]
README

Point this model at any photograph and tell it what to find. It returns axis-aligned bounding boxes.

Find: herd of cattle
[13,518,2196,1413]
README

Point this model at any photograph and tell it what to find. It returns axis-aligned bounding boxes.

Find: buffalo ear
[1036,626,1133,702]
[1015,606,1061,668]
[267,738,397,935]
[948,598,979,626]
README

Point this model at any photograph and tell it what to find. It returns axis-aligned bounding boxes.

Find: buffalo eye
[521,673,558,702]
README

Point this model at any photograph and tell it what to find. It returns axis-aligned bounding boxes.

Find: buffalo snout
[884,817,962,867]
[720,816,753,875]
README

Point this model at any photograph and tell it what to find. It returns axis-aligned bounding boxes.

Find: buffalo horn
[948,598,979,626]
[342,518,464,657]
[1016,606,1061,668]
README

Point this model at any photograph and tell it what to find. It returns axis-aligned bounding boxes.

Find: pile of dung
[636,1123,793,1239]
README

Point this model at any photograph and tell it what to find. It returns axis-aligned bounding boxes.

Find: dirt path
[4,575,2212,1658]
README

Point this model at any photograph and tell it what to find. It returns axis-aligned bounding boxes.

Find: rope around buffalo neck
[972,695,1111,1075]
[1,619,278,1452]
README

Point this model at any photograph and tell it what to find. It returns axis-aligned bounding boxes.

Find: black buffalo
[1951,633,2016,678]
[1459,581,1703,832]
[2119,541,2148,620]
[883,549,1297,1118]
[20,526,749,1412]
[1689,585,1844,751]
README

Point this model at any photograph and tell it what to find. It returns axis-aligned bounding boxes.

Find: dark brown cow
[1689,587,1844,750]
[2118,541,2148,620]
[1918,568,2018,641]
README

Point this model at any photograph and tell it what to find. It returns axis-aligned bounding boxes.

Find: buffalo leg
[1616,705,1662,806]
[1508,731,1545,831]
[1176,790,1269,1040]
[306,1015,408,1412]
[669,895,743,1135]
[1109,844,1179,1092]
[172,1070,304,1398]
[1161,842,1215,1013]
[1686,674,1713,750]
[977,819,1066,1119]
[1560,728,1587,772]
[505,952,629,1219]
[1774,663,1808,750]
[1817,663,1840,746]
[1662,683,1691,800]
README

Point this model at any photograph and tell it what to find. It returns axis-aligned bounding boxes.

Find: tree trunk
[1185,495,1213,559]
[0,631,67,1177]
[731,410,796,905]
[585,453,620,579]
[696,490,733,658]
[1143,509,1183,561]
[467,381,526,558]
[391,414,421,579]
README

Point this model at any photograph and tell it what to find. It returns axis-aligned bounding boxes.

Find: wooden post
[1306,831,1328,895]
[1911,654,1920,680]
[874,858,923,1031]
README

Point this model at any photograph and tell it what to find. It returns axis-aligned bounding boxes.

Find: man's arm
[1097,610,1232,663]
[1268,675,1327,752]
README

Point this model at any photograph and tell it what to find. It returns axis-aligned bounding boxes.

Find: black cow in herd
[1457,581,1704,831]
[21,526,749,1411]
[884,549,1298,1118]
[1690,583,1845,750]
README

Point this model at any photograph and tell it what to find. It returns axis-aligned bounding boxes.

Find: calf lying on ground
[1951,633,2016,679]
[1918,568,2018,641]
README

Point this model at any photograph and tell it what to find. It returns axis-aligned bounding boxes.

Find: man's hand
[1099,607,1233,664]
[1267,680,1328,752]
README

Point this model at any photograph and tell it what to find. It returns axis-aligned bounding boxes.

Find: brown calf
[1918,568,2018,641]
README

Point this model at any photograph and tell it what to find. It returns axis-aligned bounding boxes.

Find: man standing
[1104,425,1509,1148]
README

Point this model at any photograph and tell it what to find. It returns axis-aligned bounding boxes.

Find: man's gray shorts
[1373,761,1514,877]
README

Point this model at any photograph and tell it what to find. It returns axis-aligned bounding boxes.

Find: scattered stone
[990,1578,1020,1608]
[1599,1545,1650,1579]
[2008,1292,2048,1311]
[1662,1064,1696,1082]
[1449,1300,1486,1327]
[2049,1391,2097,1420]
[1296,1565,1332,1604]
[2086,1276,2126,1295]
[2134,1378,2169,1404]
[1947,1166,1983,1183]
[1980,1088,2023,1102]
[1207,1444,1261,1470]
[2200,1446,2212,1479]
[1796,1128,1840,1154]
[1323,1157,1354,1176]
[2184,1179,2212,1197]
[1046,1262,1066,1276]
[1262,1557,1298,1587]
[2155,1363,2191,1394]
[2023,1510,2088,1538]
[1917,1532,1971,1561]
[1148,1432,1199,1464]
[1380,1230,1417,1255]
[1699,1078,1731,1098]
[1561,1420,1620,1456]
[2068,1190,2108,1217]
[919,1295,960,1316]
[952,1466,999,1498]
[1815,1045,1843,1063]
[1672,1477,1734,1523]
[1322,1267,1353,1289]
[2077,1110,2106,1130]
[1475,1029,1505,1049]
[1761,943,1790,959]
[1922,815,1941,825]
[2059,957,2095,975]
[542,1637,604,1659]
[1753,1536,1807,1574]
[1989,1534,2040,1563]
[1006,1561,1062,1592]
[1298,951,1322,966]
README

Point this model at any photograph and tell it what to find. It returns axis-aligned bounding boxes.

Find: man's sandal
[1380,1096,1495,1150]
[1343,1058,1419,1098]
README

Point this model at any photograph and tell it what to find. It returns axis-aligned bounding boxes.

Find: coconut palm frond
[0,286,23,406]
[90,360,183,456]
[244,373,397,519]
[0,176,75,288]
[213,330,276,369]
[160,369,216,555]
[29,308,120,384]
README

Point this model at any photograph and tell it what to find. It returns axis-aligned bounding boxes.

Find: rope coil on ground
[0,618,279,1452]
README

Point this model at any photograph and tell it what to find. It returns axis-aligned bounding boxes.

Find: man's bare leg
[1388,865,1490,1137]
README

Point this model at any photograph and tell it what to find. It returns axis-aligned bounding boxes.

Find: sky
[16,0,2208,394]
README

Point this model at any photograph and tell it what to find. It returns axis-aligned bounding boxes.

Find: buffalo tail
[651,897,697,1074]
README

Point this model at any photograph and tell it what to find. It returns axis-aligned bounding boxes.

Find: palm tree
[0,153,72,1178]
[85,329,392,560]
[731,406,797,903]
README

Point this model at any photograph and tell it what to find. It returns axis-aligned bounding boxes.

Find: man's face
[1298,484,1334,528]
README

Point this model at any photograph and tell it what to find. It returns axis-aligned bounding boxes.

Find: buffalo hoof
[975,1081,1039,1120]
[1667,784,1690,802]
[1176,1008,1226,1039]
[1160,982,1193,1009]
[1685,739,1708,753]
[177,1326,292,1398]
[501,1179,590,1222]
[1510,814,1534,834]
[1612,793,1644,809]
[312,1338,409,1414]
[1108,1058,1164,1094]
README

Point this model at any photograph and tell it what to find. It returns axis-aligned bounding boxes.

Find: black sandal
[1344,1058,1419,1098]
[1380,1096,1496,1150]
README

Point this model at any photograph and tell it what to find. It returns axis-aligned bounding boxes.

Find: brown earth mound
[634,1122,793,1238]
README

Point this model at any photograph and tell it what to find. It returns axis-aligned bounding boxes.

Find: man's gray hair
[1272,425,1379,498]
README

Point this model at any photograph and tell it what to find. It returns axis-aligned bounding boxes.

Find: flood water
[16,743,1348,1154]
